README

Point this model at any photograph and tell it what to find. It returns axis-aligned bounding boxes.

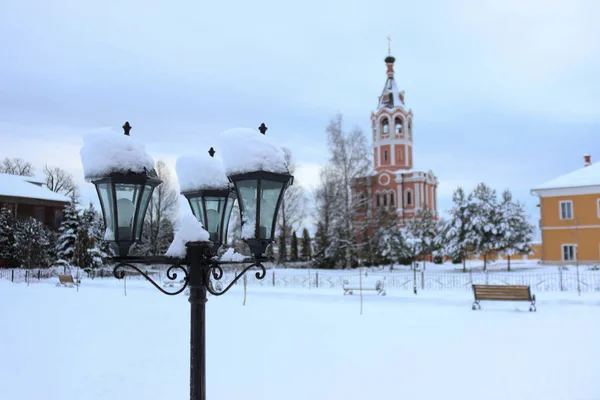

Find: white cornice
[373,138,413,146]
[542,225,600,230]
[532,185,600,198]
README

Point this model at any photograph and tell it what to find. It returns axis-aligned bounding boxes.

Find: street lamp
[81,122,291,400]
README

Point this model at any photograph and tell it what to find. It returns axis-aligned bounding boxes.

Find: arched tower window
[383,194,387,206]
[390,192,395,206]
[395,117,402,135]
[382,118,389,135]
[406,190,413,206]
[376,194,381,207]
[408,119,412,136]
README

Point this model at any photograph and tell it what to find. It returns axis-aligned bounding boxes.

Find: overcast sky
[1,0,599,236]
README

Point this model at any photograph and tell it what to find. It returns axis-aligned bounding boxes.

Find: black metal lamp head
[225,123,293,258]
[182,187,236,254]
[229,171,292,258]
[93,169,161,257]
[92,123,161,256]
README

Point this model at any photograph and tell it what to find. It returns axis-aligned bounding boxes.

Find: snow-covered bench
[343,278,386,296]
[472,284,536,311]
[56,274,79,288]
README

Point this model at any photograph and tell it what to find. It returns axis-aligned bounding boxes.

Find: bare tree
[312,167,340,268]
[44,165,79,199]
[324,114,371,268]
[0,157,34,176]
[277,148,307,262]
[135,161,178,256]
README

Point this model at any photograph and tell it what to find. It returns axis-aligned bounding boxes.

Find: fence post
[316,271,319,288]
[559,267,564,292]
[38,270,41,281]
[234,270,238,285]
[272,271,275,287]
[413,266,417,295]
[11,269,14,283]
[421,270,425,290]
[469,270,473,287]
[26,270,29,287]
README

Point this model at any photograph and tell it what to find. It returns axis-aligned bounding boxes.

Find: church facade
[352,53,438,241]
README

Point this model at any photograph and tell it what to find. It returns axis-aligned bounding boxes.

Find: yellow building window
[559,200,573,220]
[562,244,576,261]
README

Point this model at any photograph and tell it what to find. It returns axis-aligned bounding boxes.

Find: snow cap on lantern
[80,126,156,181]
[176,152,229,193]
[218,127,289,175]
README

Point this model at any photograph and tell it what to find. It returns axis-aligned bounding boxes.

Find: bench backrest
[472,284,531,301]
[58,274,75,284]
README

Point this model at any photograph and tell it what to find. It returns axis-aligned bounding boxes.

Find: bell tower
[371,53,414,172]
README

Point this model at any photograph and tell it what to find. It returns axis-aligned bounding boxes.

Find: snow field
[1,279,600,400]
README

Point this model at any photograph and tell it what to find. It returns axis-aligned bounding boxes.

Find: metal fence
[2,266,600,293]
[217,267,600,293]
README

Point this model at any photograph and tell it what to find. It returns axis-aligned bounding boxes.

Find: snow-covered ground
[1,278,600,400]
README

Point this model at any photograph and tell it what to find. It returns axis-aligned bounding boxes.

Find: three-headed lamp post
[80,122,292,400]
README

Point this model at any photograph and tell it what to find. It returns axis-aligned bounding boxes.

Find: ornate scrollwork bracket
[113,260,189,296]
[205,260,266,296]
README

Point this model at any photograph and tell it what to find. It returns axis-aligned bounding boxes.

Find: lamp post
[84,122,292,400]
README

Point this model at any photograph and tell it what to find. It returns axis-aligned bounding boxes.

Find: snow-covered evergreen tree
[301,228,311,260]
[401,208,438,269]
[55,201,80,266]
[370,210,400,266]
[79,203,109,271]
[0,207,17,267]
[468,183,499,271]
[496,189,534,271]
[14,218,52,268]
[290,231,298,261]
[436,187,477,272]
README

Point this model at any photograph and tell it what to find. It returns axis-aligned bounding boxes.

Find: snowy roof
[0,174,70,203]
[176,153,230,193]
[218,128,289,176]
[532,162,600,191]
[80,128,155,181]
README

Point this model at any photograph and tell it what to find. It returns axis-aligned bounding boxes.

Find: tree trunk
[483,254,487,272]
[462,255,466,273]
[507,255,511,272]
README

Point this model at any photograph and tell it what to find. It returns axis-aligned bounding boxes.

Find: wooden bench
[472,284,536,312]
[343,279,386,296]
[56,274,79,288]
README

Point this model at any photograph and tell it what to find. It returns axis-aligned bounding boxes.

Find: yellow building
[531,155,600,264]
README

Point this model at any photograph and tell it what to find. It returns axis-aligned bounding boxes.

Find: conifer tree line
[310,115,535,270]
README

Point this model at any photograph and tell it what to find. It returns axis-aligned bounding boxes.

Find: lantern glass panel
[115,183,142,241]
[236,180,258,237]
[204,196,226,242]
[189,197,205,226]
[223,198,235,243]
[259,180,284,239]
[134,184,154,240]
[97,183,115,239]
